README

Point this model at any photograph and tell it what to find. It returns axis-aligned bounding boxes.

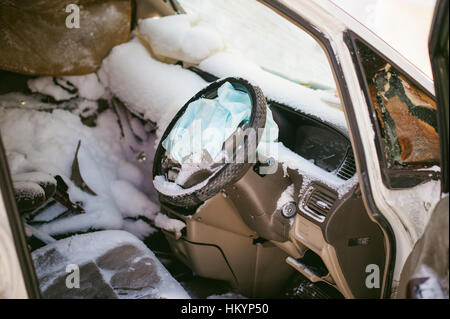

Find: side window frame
[346,32,441,189]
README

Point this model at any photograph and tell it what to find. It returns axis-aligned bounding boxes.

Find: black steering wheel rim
[152,77,267,208]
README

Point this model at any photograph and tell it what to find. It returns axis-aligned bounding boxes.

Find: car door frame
[0,136,41,298]
[395,0,449,299]
[259,0,443,298]
[429,0,448,194]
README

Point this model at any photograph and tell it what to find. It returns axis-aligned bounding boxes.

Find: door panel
[397,0,449,299]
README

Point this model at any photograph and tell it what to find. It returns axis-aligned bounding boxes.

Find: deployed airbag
[162,81,278,164]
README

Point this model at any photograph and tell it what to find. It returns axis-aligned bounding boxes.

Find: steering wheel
[153,77,267,208]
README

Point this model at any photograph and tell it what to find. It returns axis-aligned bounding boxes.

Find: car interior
[0,0,440,299]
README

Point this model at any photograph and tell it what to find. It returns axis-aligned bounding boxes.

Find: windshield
[176,0,337,91]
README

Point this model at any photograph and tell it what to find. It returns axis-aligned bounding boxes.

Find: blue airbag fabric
[162,82,278,163]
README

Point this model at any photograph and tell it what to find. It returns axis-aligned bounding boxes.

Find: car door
[396,0,449,299]
[0,137,40,298]
[258,0,445,298]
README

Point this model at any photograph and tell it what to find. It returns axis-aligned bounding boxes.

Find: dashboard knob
[281,201,297,218]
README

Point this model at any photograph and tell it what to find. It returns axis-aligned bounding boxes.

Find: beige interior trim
[290,214,354,298]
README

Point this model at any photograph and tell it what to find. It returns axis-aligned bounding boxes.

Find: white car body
[0,0,444,299]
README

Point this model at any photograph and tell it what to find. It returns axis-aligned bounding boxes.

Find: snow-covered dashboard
[270,102,352,176]
[186,65,357,186]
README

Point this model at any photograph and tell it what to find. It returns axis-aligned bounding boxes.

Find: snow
[154,140,358,200]
[3,10,357,243]
[32,230,190,299]
[13,181,45,201]
[28,77,75,101]
[13,172,56,186]
[266,142,358,198]
[110,180,159,219]
[98,38,208,133]
[154,213,186,239]
[276,184,295,210]
[116,160,144,187]
[199,51,348,132]
[175,162,219,187]
[138,14,225,64]
[418,165,441,172]
[27,74,106,101]
[153,174,211,196]
[63,74,106,101]
[0,94,158,239]
[122,219,157,241]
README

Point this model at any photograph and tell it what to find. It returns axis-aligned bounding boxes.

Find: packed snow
[266,142,359,198]
[13,171,56,187]
[28,77,76,101]
[110,180,159,220]
[28,74,106,101]
[138,14,225,64]
[154,213,186,239]
[0,91,159,239]
[98,38,208,136]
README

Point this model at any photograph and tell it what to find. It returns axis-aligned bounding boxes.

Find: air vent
[337,151,356,180]
[302,186,338,222]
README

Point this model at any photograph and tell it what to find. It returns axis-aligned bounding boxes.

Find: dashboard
[186,66,353,177]
[269,102,352,175]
